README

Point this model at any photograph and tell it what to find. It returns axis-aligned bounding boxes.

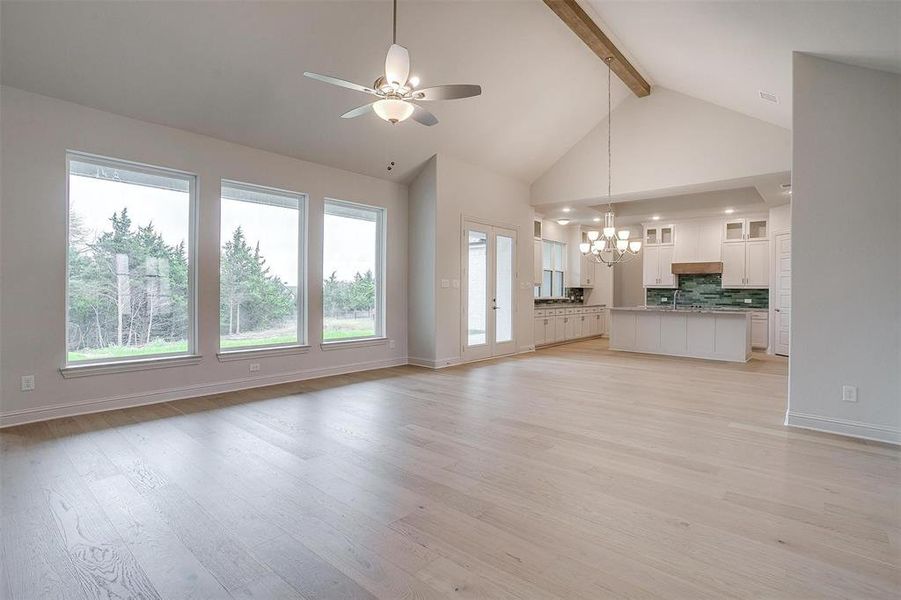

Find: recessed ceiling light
[562,207,571,213]
[652,215,660,221]
[592,217,601,222]
[759,90,778,104]
[724,208,735,214]
[557,219,570,225]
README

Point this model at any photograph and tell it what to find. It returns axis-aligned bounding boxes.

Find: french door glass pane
[495,235,513,343]
[220,182,301,350]
[467,230,488,346]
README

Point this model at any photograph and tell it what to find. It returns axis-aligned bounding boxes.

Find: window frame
[218,179,308,355]
[539,239,567,299]
[321,198,387,344]
[64,151,199,367]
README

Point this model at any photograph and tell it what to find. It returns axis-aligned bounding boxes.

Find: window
[539,240,566,298]
[322,200,385,342]
[220,181,305,351]
[66,153,195,364]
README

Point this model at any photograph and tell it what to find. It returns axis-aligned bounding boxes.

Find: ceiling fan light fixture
[373,99,414,123]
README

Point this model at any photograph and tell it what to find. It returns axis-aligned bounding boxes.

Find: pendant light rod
[393,0,397,44]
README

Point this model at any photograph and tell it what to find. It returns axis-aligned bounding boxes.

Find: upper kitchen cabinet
[643,244,676,288]
[723,216,768,243]
[670,218,722,263]
[722,239,768,288]
[645,224,675,246]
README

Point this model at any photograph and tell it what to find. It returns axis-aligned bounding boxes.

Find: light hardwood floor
[1,339,898,599]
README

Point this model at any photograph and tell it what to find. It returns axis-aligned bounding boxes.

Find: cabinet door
[721,243,746,288]
[659,225,675,246]
[563,315,575,340]
[658,245,676,287]
[698,219,722,262]
[580,255,594,287]
[554,316,567,342]
[534,317,546,346]
[645,227,659,246]
[591,312,601,336]
[642,246,660,287]
[747,219,768,241]
[673,221,698,263]
[745,240,769,287]
[600,310,608,335]
[723,219,745,243]
[751,316,768,349]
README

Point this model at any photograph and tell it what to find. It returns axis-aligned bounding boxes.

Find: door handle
[775,309,780,312]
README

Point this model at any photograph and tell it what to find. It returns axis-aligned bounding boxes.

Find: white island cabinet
[609,307,752,362]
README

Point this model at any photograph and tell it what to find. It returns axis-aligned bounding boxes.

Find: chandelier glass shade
[580,57,641,267]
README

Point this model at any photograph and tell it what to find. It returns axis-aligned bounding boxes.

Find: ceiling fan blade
[385,44,410,87]
[410,104,438,126]
[413,84,482,101]
[340,103,376,119]
[304,72,376,95]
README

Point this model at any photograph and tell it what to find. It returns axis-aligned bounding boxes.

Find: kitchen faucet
[673,289,682,309]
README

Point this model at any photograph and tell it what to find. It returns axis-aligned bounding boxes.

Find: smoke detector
[759,90,779,104]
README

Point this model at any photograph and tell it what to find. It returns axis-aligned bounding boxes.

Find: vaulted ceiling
[0,0,632,183]
[2,1,899,185]
[585,0,901,129]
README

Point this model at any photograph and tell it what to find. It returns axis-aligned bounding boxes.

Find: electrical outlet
[842,385,857,403]
[20,375,35,392]
[744,298,753,304]
[389,339,396,349]
[249,363,261,373]
[661,297,668,302]
[452,279,460,289]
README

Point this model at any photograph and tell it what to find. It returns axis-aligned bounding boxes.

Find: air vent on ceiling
[759,90,779,104]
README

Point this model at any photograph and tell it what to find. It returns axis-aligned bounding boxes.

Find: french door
[462,221,517,362]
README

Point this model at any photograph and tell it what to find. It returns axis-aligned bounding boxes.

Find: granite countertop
[534,302,607,308]
[611,306,762,315]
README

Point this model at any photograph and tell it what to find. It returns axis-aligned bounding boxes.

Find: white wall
[0,86,408,426]
[407,157,438,364]
[531,87,791,205]
[788,55,901,444]
[435,155,533,363]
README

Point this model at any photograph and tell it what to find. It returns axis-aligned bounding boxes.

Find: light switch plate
[21,375,35,392]
[440,279,450,288]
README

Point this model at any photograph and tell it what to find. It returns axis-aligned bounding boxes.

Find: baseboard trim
[0,357,408,428]
[407,356,463,369]
[785,411,900,445]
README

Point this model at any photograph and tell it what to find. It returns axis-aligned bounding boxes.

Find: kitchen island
[609,306,752,362]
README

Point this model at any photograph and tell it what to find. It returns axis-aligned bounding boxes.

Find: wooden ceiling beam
[543,0,651,97]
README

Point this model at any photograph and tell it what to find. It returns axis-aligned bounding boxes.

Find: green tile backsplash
[646,274,768,308]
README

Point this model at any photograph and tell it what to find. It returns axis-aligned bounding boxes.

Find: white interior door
[774,233,791,356]
[463,221,517,362]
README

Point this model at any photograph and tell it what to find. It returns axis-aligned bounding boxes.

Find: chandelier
[580,58,641,267]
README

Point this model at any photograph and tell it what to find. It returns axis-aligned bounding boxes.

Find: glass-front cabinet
[644,224,674,246]
[723,217,768,242]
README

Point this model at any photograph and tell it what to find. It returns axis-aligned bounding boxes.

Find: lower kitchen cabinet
[535,307,606,347]
[751,312,768,349]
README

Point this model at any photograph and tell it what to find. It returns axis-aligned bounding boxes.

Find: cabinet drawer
[534,309,547,317]
[554,308,567,316]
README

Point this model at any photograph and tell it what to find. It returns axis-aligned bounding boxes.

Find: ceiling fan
[303,0,481,126]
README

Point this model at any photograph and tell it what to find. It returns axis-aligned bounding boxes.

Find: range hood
[671,262,723,275]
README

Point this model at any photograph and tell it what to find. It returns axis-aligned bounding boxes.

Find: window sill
[320,336,388,351]
[60,354,202,379]
[217,345,310,362]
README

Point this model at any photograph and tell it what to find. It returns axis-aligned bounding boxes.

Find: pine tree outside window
[219,181,306,351]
